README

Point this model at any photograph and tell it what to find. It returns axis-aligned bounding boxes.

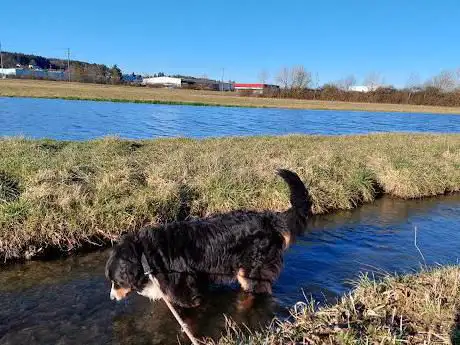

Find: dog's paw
[191,295,202,308]
[236,293,255,312]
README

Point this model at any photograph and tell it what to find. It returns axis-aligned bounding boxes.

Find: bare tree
[336,75,356,91]
[429,70,457,91]
[258,69,269,84]
[276,67,290,89]
[456,68,460,90]
[364,72,382,91]
[405,72,421,103]
[313,72,320,89]
[311,72,320,99]
[406,72,421,91]
[290,65,312,89]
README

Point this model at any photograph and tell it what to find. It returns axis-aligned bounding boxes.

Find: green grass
[0,133,459,262]
[209,265,460,345]
[1,94,249,108]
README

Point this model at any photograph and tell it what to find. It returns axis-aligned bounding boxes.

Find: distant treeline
[1,51,68,70]
[1,52,124,84]
[257,85,460,107]
[253,65,460,107]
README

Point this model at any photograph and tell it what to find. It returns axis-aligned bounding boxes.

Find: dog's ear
[111,231,132,247]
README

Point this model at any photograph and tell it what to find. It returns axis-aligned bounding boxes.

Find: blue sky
[1,0,459,86]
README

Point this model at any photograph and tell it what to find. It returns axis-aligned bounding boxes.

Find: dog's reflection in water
[112,288,284,345]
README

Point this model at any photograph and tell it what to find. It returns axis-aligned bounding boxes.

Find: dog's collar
[141,252,153,276]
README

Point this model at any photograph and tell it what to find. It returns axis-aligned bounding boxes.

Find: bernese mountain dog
[105,169,311,308]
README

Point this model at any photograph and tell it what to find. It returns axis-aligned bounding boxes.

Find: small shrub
[0,171,21,203]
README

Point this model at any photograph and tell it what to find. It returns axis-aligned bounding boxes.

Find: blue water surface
[1,97,459,140]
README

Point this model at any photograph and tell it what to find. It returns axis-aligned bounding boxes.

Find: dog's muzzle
[110,282,131,301]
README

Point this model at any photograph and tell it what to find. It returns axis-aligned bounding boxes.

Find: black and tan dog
[105,169,311,308]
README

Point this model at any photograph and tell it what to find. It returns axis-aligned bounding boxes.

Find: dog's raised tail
[276,169,311,219]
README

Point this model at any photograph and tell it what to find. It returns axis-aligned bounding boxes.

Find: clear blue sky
[1,0,459,86]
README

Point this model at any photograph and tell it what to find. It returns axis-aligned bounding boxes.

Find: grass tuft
[209,266,460,345]
[0,171,21,203]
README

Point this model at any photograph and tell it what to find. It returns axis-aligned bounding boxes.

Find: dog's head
[105,233,147,301]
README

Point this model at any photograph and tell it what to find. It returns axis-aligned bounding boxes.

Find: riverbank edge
[0,134,459,264]
[1,94,252,108]
[3,192,459,267]
[208,265,460,344]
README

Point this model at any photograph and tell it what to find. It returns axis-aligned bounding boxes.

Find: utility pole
[67,48,71,82]
[221,67,225,92]
[0,41,4,79]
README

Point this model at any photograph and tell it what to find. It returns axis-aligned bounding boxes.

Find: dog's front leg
[163,273,202,308]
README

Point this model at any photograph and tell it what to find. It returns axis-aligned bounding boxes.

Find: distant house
[349,85,381,92]
[234,83,279,94]
[349,85,370,92]
[122,74,143,84]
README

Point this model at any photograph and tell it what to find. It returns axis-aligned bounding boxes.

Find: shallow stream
[1,195,459,344]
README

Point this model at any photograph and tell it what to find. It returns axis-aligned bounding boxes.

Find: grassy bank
[2,79,460,114]
[0,134,459,262]
[209,266,460,345]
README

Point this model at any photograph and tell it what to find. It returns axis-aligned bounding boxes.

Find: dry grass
[1,79,460,114]
[0,133,459,262]
[209,265,460,345]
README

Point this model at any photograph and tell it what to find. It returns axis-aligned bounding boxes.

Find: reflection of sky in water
[0,195,459,344]
[279,195,460,306]
[1,97,460,140]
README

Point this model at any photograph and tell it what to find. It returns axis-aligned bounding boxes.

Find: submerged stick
[414,226,426,265]
[141,253,199,345]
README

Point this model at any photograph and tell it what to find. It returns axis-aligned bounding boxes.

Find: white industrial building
[349,85,382,92]
[349,85,370,92]
[0,68,19,76]
[0,68,65,80]
[142,76,234,91]
[142,76,182,87]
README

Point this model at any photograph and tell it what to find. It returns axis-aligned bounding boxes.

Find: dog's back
[141,169,311,285]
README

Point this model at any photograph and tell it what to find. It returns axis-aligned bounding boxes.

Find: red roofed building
[234,83,280,94]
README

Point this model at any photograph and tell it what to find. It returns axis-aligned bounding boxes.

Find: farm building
[234,83,280,94]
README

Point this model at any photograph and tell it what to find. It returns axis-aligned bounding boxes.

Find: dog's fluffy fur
[105,169,311,308]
